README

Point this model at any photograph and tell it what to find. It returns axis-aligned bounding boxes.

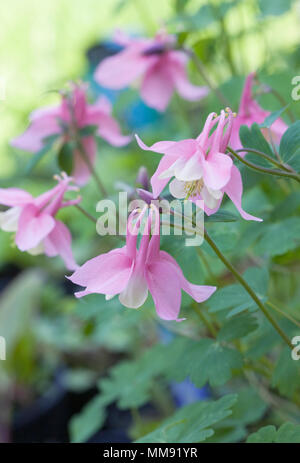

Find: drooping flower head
[11,82,131,185]
[230,72,288,151]
[68,205,216,321]
[136,108,262,221]
[94,30,209,112]
[0,173,80,270]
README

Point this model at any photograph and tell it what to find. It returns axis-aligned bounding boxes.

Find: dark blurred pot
[12,370,69,443]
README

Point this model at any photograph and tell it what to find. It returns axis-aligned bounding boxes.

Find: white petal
[174,153,203,181]
[169,179,186,199]
[158,158,184,180]
[27,241,45,256]
[207,186,223,200]
[201,186,221,209]
[0,207,21,232]
[119,271,148,309]
[105,294,115,301]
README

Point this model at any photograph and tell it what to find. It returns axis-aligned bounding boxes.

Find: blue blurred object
[158,325,211,407]
[85,40,163,130]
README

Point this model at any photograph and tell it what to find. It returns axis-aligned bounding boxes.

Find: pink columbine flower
[11,83,131,185]
[0,173,80,270]
[68,205,216,321]
[136,109,262,221]
[94,30,209,112]
[230,72,288,151]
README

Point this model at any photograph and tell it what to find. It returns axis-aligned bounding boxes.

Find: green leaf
[98,344,168,409]
[58,142,74,175]
[69,395,107,443]
[272,347,300,398]
[170,1,238,32]
[255,217,300,256]
[259,106,288,129]
[78,125,98,137]
[205,210,239,223]
[217,313,258,342]
[239,123,274,167]
[247,423,300,443]
[136,394,237,443]
[25,133,60,174]
[207,387,268,443]
[258,0,293,17]
[270,191,300,221]
[208,267,269,317]
[178,339,243,388]
[279,121,300,171]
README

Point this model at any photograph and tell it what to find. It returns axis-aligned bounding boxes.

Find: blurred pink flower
[11,83,131,185]
[0,173,80,270]
[136,109,262,221]
[94,30,209,111]
[68,206,216,321]
[230,72,288,151]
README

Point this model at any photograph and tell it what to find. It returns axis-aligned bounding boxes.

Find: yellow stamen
[184,179,204,199]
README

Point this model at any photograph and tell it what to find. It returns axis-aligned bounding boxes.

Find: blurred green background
[0,0,300,444]
[1,0,299,176]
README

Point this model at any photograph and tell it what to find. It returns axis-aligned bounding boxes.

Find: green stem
[182,48,230,107]
[267,301,300,329]
[75,204,97,224]
[192,302,218,338]
[196,247,215,281]
[76,140,108,197]
[268,87,295,123]
[227,146,300,183]
[204,229,293,350]
[235,147,292,172]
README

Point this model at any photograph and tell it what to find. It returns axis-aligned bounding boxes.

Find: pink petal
[140,62,175,111]
[203,152,233,190]
[96,113,131,147]
[146,258,182,321]
[269,118,288,144]
[159,251,216,302]
[29,105,60,121]
[170,55,209,101]
[73,85,88,125]
[68,249,133,296]
[239,72,256,116]
[0,188,33,206]
[15,204,55,251]
[88,96,113,116]
[151,155,179,198]
[11,115,61,152]
[43,219,78,270]
[72,136,96,186]
[135,134,197,157]
[94,44,153,89]
[224,165,262,222]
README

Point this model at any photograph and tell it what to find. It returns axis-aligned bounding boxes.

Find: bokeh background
[0,0,300,443]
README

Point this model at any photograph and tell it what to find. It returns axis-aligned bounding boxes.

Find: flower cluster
[230,73,287,150]
[69,205,216,321]
[94,30,209,111]
[136,108,262,221]
[2,29,287,321]
[12,83,131,185]
[0,173,80,270]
